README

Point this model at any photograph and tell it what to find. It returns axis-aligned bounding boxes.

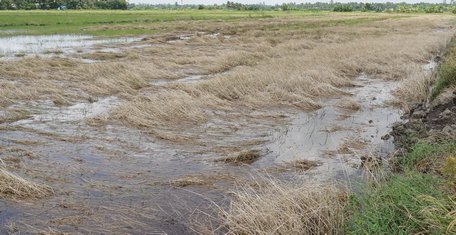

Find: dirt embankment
[393,89,456,144]
[392,88,456,169]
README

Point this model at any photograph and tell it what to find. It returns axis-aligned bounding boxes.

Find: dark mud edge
[391,89,456,169]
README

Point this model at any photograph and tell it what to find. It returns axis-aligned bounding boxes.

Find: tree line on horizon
[0,0,455,13]
[0,0,128,10]
[134,1,456,13]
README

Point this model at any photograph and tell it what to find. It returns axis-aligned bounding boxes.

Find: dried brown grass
[0,58,176,107]
[1,13,451,195]
[80,51,128,60]
[287,159,322,170]
[336,97,361,112]
[263,159,322,173]
[0,167,53,200]
[112,15,453,132]
[0,108,30,123]
[338,138,368,154]
[1,13,453,233]
[2,15,452,130]
[394,64,437,110]
[217,177,347,235]
[170,176,207,187]
[219,150,262,165]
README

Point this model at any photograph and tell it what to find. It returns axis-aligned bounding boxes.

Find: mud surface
[392,88,456,151]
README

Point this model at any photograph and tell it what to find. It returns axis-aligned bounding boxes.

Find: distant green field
[0,10,329,37]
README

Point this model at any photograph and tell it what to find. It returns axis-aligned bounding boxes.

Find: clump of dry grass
[264,159,322,173]
[170,176,207,187]
[1,157,22,168]
[360,153,387,186]
[393,65,435,110]
[219,178,347,235]
[167,173,236,189]
[0,167,53,200]
[322,125,351,133]
[0,57,176,106]
[80,51,128,61]
[419,195,456,234]
[287,159,322,171]
[113,89,219,127]
[43,48,63,54]
[219,150,262,165]
[336,97,361,111]
[0,108,31,123]
[338,138,368,154]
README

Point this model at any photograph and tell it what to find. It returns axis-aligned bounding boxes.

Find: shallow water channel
[258,75,402,182]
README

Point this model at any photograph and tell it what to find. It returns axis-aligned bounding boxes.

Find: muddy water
[0,35,138,59]
[0,75,404,233]
[0,38,427,233]
[0,74,404,233]
[0,95,242,233]
[256,74,402,182]
[15,97,118,124]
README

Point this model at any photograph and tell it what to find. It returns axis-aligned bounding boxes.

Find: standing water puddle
[151,75,204,86]
[0,35,138,59]
[259,75,402,180]
[13,96,119,131]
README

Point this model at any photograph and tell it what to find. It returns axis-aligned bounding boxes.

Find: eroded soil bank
[347,75,456,235]
[392,88,456,162]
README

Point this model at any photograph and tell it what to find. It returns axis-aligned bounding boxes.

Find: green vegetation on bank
[394,141,456,173]
[348,171,455,234]
[346,36,456,234]
[346,124,456,233]
[433,40,456,99]
[346,127,456,233]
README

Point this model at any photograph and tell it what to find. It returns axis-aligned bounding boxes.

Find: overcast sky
[131,0,446,5]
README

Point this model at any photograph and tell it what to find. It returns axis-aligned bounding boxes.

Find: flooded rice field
[0,13,452,233]
[0,60,406,233]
